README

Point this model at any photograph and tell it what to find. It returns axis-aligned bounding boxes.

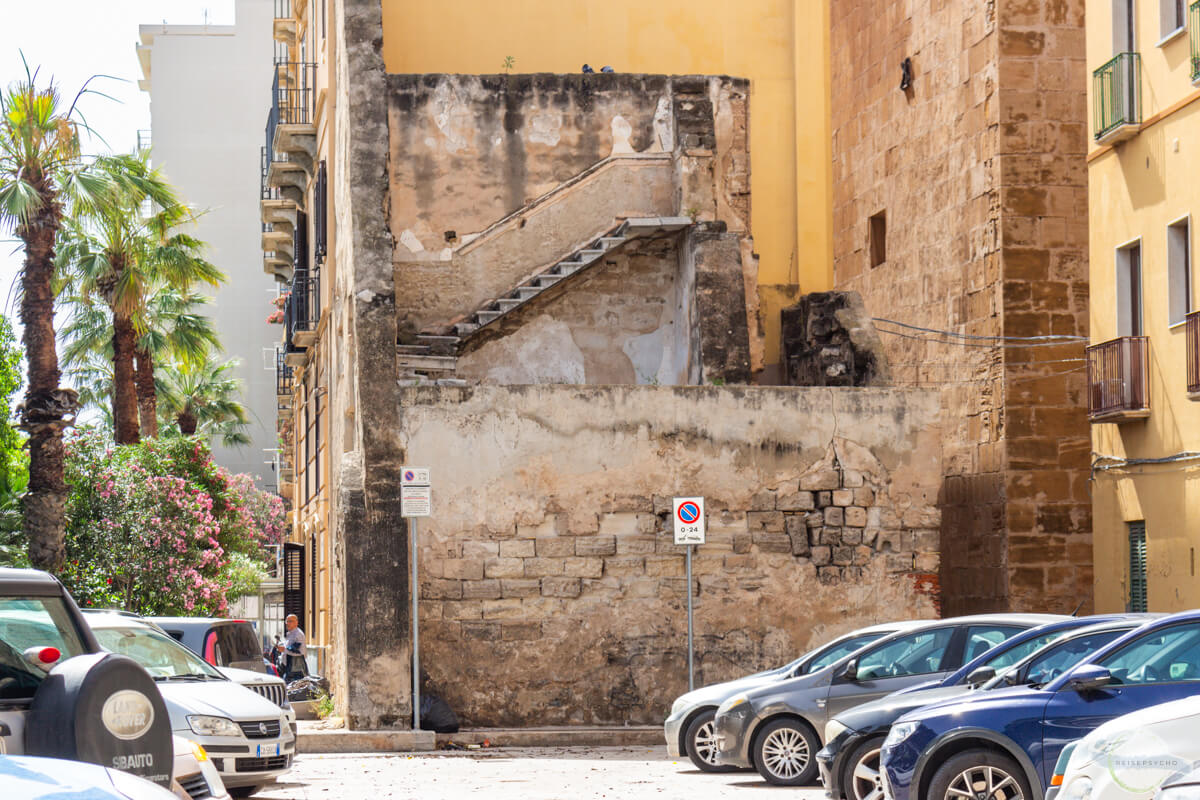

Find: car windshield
[92,624,225,680]
[986,629,1128,689]
[802,632,888,674]
[0,596,88,700]
[980,630,1068,672]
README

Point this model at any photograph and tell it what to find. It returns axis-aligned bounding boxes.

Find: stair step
[555,262,585,277]
[436,378,468,387]
[575,249,606,264]
[516,286,543,301]
[416,334,460,355]
[397,354,458,372]
[475,310,503,325]
[495,298,523,312]
[596,236,625,249]
[453,322,479,336]
[396,344,432,356]
[535,275,563,288]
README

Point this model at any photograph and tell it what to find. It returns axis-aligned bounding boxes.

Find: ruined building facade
[830,0,1093,613]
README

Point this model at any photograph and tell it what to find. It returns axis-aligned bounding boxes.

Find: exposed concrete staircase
[397,216,691,385]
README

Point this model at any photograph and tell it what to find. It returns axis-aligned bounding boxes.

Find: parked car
[0,753,178,799]
[85,613,295,796]
[711,613,1064,785]
[149,617,274,675]
[818,615,1154,800]
[665,620,923,771]
[879,610,1200,800]
[171,736,231,800]
[0,568,175,787]
[1046,694,1200,800]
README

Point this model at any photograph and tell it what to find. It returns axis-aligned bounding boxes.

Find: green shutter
[1128,522,1148,612]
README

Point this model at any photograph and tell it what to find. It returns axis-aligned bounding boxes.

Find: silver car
[712,613,1064,785]
[665,620,923,771]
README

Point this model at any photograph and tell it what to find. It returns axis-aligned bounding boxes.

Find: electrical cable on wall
[872,318,1088,343]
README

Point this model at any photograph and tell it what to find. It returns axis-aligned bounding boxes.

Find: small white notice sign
[402,485,432,518]
[401,467,431,486]
[673,497,706,545]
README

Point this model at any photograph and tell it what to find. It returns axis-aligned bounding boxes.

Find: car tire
[752,717,820,786]
[927,748,1032,800]
[229,785,264,797]
[684,709,733,772]
[843,735,887,800]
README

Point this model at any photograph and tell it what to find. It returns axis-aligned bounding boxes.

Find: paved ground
[256,746,828,799]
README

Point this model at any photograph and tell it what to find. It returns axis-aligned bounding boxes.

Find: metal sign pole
[686,543,694,692]
[411,517,420,731]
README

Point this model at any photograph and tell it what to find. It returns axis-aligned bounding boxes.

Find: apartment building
[1085,0,1200,611]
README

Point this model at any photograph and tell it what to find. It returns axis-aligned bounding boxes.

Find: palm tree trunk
[178,409,198,436]
[16,177,79,571]
[134,346,158,438]
[111,313,141,445]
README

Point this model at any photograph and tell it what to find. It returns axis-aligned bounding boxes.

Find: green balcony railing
[1191,0,1200,82]
[1093,52,1141,141]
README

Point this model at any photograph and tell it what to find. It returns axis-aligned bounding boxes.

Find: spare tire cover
[25,652,173,787]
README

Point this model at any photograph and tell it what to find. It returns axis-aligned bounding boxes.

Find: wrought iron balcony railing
[136,129,152,153]
[1086,336,1150,421]
[274,0,291,19]
[276,348,295,396]
[1187,311,1200,398]
[1093,52,1141,144]
[1191,0,1200,83]
[261,146,280,200]
[285,267,320,350]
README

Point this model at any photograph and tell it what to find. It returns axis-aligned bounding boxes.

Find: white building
[136,0,279,486]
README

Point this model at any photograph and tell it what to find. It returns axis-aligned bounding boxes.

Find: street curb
[296,724,662,753]
[297,728,437,753]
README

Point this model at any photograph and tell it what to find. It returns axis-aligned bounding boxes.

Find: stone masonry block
[732,533,752,553]
[461,541,500,559]
[805,511,825,528]
[832,489,854,506]
[481,599,525,619]
[800,469,841,491]
[576,536,618,556]
[616,535,657,554]
[461,579,502,600]
[789,528,811,557]
[636,514,660,534]
[563,557,604,578]
[750,490,777,511]
[747,512,785,533]
[844,506,867,527]
[645,555,685,577]
[777,490,815,511]
[691,554,726,575]
[723,553,756,569]
[461,621,501,640]
[442,600,483,620]
[842,471,865,488]
[500,578,542,598]
[483,557,525,578]
[753,531,793,553]
[523,558,565,577]
[652,495,674,515]
[501,621,542,641]
[599,513,640,536]
[604,556,646,576]
[499,539,536,558]
[817,491,833,508]
[422,579,463,600]
[443,559,485,581]
[818,566,840,585]
[832,546,856,565]
[658,577,700,599]
[854,545,873,565]
[853,488,875,506]
[842,528,862,545]
[818,527,843,545]
[542,577,582,598]
[824,507,844,526]
[535,537,576,557]
[566,512,600,534]
[811,546,832,566]
[867,507,901,529]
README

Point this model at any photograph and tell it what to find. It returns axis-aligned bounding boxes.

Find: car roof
[850,619,929,635]
[0,567,64,596]
[146,616,248,627]
[84,613,163,630]
[937,613,1070,626]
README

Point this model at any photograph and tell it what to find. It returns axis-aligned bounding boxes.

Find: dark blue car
[879,610,1200,800]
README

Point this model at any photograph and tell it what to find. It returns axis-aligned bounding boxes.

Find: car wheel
[845,735,886,800]
[928,749,1032,800]
[229,786,264,797]
[684,709,733,772]
[752,718,819,786]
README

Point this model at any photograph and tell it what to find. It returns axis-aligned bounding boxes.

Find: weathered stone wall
[399,385,942,725]
[829,0,1091,613]
[781,292,890,387]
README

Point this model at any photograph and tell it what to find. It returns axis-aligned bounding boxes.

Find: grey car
[711,613,1064,786]
[665,620,924,771]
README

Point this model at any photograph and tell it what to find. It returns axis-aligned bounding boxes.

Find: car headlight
[884,721,920,749]
[670,696,691,717]
[1064,776,1093,800]
[825,718,849,743]
[718,694,748,715]
[187,715,242,737]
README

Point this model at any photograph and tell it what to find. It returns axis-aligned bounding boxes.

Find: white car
[86,614,294,796]
[171,736,230,800]
[1050,695,1200,800]
[219,665,296,738]
[0,753,178,799]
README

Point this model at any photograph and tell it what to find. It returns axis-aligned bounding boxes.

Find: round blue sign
[677,501,700,524]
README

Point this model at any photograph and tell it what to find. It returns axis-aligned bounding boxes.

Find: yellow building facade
[380,0,833,369]
[1086,0,1200,611]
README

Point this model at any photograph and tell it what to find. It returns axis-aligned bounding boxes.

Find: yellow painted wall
[1087,4,1200,610]
[378,0,832,368]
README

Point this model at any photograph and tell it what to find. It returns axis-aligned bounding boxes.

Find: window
[1117,241,1144,336]
[855,627,956,679]
[314,161,327,264]
[1114,0,1136,52]
[962,625,1025,663]
[1160,0,1186,38]
[1099,623,1200,683]
[984,631,1066,671]
[869,211,887,268]
[1169,217,1192,325]
[1019,629,1128,685]
[1129,521,1148,612]
[0,597,88,700]
[803,633,884,674]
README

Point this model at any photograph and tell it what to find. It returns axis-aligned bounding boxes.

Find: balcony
[1192,1,1200,84]
[1187,311,1200,399]
[265,61,317,182]
[272,0,296,46]
[1086,336,1150,422]
[276,348,295,414]
[284,267,320,365]
[136,129,151,153]
[1093,52,1141,145]
[261,146,298,279]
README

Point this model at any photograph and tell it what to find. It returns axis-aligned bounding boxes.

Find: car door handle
[815,699,826,709]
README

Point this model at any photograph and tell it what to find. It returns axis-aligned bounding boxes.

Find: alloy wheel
[850,745,884,800]
[692,719,719,765]
[943,764,1026,800]
[761,726,811,780]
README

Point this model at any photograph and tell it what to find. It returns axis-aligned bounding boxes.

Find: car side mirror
[1067,664,1113,693]
[838,659,858,682]
[966,666,996,686]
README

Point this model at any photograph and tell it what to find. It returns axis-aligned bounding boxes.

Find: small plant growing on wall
[502,55,515,74]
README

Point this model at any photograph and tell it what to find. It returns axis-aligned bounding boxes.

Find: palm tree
[56,152,222,444]
[0,62,105,570]
[158,356,251,447]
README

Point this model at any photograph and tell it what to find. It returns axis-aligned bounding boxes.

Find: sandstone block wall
[830,0,1091,614]
[398,385,942,725]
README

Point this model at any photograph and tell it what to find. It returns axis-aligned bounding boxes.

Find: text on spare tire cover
[101,690,156,740]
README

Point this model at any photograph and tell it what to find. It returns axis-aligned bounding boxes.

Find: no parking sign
[673,497,705,545]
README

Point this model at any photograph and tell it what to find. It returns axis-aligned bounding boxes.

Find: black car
[816,615,1156,800]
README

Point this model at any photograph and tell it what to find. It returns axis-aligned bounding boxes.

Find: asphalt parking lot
[256,746,829,799]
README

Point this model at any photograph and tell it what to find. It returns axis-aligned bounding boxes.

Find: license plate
[256,743,281,758]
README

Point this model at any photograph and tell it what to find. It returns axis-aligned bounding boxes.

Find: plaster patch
[459,317,587,384]
[610,115,634,155]
[399,229,425,253]
[356,289,377,303]
[623,328,666,385]
[528,111,563,146]
[431,82,471,153]
[439,247,453,261]
[652,97,674,152]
